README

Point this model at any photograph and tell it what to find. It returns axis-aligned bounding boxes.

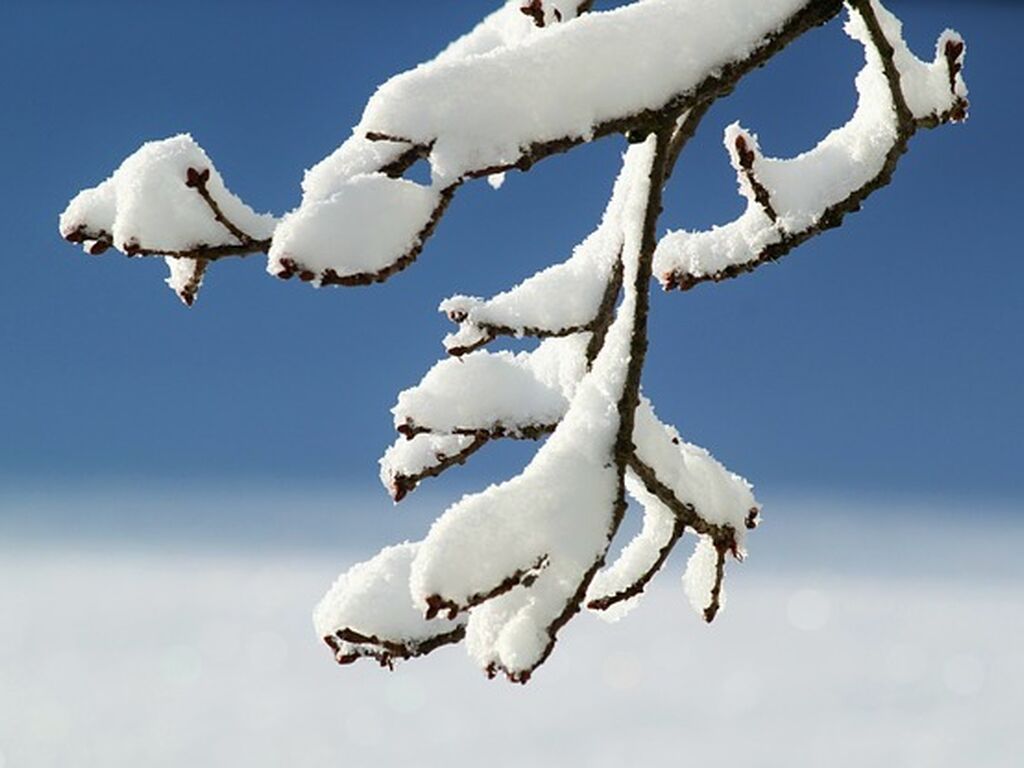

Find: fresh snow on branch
[391,336,589,438]
[586,472,684,621]
[60,0,968,684]
[351,0,810,184]
[314,542,466,668]
[655,0,968,291]
[438,151,634,354]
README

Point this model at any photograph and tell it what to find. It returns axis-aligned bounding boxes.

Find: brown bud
[185,167,210,188]
[520,0,545,27]
[745,506,760,530]
[734,134,756,170]
[87,239,110,256]
[64,225,87,244]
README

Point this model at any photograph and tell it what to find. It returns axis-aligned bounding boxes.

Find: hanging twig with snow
[59,0,968,683]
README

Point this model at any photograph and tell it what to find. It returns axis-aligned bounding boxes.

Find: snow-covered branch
[655,0,968,291]
[380,433,488,503]
[60,0,844,304]
[314,543,467,668]
[58,0,968,684]
[59,135,277,305]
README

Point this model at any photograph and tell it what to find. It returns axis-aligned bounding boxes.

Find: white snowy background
[1,487,1020,767]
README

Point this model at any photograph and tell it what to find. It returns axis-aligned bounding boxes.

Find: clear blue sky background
[1,0,1020,507]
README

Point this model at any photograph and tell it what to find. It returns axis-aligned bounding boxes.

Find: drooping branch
[627,454,743,547]
[314,542,468,669]
[310,0,964,684]
[585,471,687,614]
[391,135,668,684]
[59,0,968,685]
[380,433,489,502]
[165,256,209,307]
[628,455,741,624]
[504,127,677,682]
[325,625,467,669]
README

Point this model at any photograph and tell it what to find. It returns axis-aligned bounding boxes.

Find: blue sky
[1,0,1020,505]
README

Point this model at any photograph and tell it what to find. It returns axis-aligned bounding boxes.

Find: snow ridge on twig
[59,0,967,683]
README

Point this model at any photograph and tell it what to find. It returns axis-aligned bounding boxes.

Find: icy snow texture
[314,542,464,661]
[654,1,968,285]
[59,134,276,254]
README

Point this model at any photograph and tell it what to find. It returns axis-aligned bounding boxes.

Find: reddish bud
[185,167,210,188]
[734,134,756,169]
[87,239,110,256]
[63,225,86,244]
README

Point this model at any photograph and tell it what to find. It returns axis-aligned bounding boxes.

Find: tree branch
[660,0,968,291]
[423,555,549,621]
[384,434,490,503]
[496,127,678,683]
[586,514,685,612]
[325,625,467,669]
[63,166,273,265]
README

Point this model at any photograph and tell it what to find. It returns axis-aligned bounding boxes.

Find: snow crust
[654,1,967,286]
[59,134,276,254]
